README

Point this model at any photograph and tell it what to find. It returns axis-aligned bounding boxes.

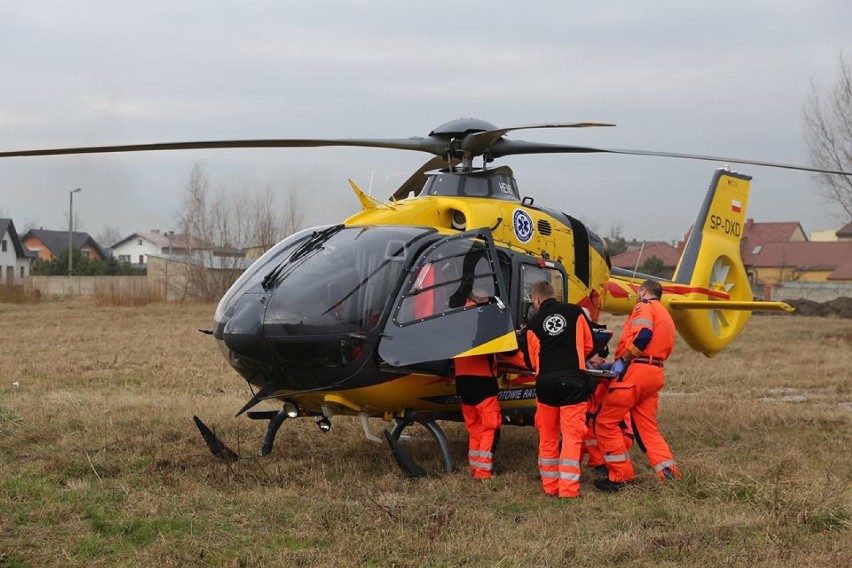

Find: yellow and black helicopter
[3,118,850,476]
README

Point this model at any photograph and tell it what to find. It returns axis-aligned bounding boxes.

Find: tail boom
[603,168,793,357]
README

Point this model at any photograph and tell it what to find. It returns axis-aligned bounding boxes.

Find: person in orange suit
[577,313,634,476]
[454,290,502,479]
[524,280,595,498]
[581,378,634,475]
[594,280,681,492]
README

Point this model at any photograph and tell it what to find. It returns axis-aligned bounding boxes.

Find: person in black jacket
[523,280,595,498]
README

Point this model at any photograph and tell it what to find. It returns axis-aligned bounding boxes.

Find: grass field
[1,299,850,567]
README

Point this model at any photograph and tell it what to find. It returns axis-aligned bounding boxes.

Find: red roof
[610,242,681,269]
[678,220,805,262]
[740,220,805,263]
[750,241,852,280]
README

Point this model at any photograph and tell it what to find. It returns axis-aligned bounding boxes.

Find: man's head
[637,280,663,302]
[469,288,490,304]
[530,280,556,309]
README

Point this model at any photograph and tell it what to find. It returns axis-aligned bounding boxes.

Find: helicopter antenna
[632,240,646,280]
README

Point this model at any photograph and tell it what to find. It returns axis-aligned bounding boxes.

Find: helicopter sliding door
[379,230,516,367]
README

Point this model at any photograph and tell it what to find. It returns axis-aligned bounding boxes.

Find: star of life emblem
[543,314,566,336]
[513,209,534,243]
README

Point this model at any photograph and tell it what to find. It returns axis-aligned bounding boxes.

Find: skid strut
[384,418,454,478]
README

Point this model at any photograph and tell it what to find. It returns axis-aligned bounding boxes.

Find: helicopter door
[379,230,517,367]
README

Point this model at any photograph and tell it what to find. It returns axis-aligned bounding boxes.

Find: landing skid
[193,410,456,478]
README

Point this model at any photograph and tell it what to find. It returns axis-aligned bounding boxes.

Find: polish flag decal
[731,199,742,213]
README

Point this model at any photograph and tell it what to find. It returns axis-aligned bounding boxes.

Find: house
[0,219,36,285]
[609,241,681,278]
[836,221,852,241]
[739,220,806,266]
[21,229,108,262]
[110,230,213,267]
[679,219,807,284]
[749,241,852,285]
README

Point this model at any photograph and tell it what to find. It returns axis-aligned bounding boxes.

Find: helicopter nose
[221,295,269,361]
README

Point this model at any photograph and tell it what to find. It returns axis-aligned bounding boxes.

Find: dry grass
[1,300,850,567]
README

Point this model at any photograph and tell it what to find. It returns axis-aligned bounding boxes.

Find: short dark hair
[531,280,556,300]
[640,280,663,299]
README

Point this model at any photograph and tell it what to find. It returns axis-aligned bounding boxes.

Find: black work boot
[593,465,608,478]
[661,467,677,481]
[594,478,629,493]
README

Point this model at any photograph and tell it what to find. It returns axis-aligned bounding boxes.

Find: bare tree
[803,51,852,221]
[97,226,123,249]
[283,187,305,238]
[173,162,305,300]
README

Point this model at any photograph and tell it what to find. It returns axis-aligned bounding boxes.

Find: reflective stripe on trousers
[536,400,587,497]
[470,450,494,471]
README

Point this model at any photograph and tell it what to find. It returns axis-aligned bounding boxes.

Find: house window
[20,266,24,278]
[138,239,143,246]
[139,255,145,264]
[82,250,91,258]
[1,240,6,252]
[118,255,130,263]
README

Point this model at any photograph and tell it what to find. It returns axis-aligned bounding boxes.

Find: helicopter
[4,118,851,476]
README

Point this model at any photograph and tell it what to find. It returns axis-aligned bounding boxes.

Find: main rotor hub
[429,118,498,139]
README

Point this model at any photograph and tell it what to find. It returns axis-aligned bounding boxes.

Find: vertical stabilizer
[670,169,753,354]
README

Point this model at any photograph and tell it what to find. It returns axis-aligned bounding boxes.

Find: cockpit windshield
[263,225,437,336]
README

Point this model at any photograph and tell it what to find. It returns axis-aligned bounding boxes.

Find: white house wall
[1,228,29,285]
[111,238,162,266]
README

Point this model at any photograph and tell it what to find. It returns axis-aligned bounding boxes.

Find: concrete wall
[769,281,852,302]
[23,257,242,302]
[25,275,150,297]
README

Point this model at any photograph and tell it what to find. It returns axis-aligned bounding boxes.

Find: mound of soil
[785,297,852,319]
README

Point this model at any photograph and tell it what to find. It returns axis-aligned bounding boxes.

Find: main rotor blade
[0,137,449,159]
[488,139,852,176]
[462,122,615,155]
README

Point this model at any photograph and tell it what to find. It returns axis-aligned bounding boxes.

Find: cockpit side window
[519,263,565,326]
[396,234,500,325]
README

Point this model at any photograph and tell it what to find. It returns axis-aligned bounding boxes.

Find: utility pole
[68,187,82,275]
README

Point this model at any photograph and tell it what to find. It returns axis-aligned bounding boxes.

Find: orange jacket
[615,299,675,360]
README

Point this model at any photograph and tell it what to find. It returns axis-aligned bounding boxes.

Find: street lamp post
[68,187,82,276]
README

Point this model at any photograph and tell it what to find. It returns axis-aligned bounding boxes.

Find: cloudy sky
[1,0,849,245]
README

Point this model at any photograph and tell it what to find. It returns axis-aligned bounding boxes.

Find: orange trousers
[595,365,680,483]
[535,400,587,497]
[582,382,633,467]
[461,396,502,479]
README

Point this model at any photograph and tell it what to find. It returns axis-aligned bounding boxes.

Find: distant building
[836,220,852,241]
[21,228,108,262]
[0,219,36,285]
[110,230,213,267]
[609,241,681,278]
[810,227,841,242]
[749,241,852,285]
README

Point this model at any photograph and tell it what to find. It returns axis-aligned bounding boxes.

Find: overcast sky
[1,0,850,246]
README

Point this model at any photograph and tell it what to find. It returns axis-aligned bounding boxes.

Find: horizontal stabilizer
[668,300,793,312]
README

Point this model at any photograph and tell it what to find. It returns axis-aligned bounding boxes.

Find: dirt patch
[768,297,852,319]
